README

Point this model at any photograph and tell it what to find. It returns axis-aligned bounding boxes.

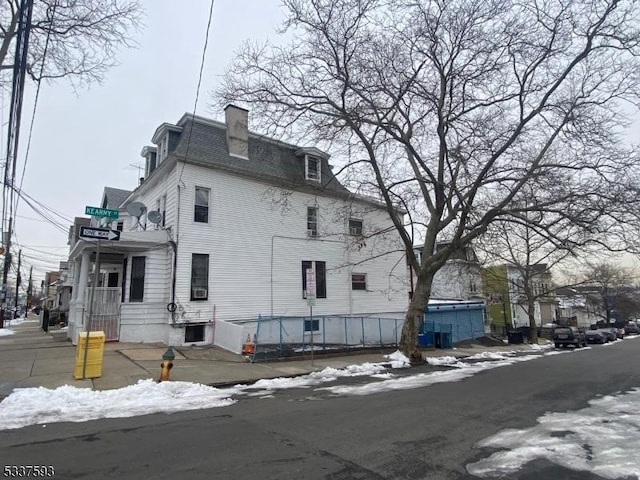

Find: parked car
[585,330,607,344]
[602,327,623,340]
[598,329,617,342]
[553,326,587,348]
[624,322,640,335]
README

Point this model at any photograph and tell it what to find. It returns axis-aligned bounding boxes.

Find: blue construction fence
[419,302,486,348]
[251,315,403,362]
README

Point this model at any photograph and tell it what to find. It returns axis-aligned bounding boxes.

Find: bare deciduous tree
[477,185,593,342]
[218,0,640,360]
[582,262,637,325]
[0,0,143,89]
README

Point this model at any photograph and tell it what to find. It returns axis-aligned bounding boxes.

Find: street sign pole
[82,239,101,380]
[306,268,316,368]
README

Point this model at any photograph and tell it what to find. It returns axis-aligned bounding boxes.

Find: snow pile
[0,329,15,337]
[384,350,411,368]
[0,379,236,430]
[426,355,461,366]
[247,363,387,392]
[322,355,541,396]
[465,351,515,361]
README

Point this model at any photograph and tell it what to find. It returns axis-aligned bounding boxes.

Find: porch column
[71,257,81,302]
[76,251,90,330]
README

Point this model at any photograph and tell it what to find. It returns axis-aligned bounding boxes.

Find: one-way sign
[79,226,120,241]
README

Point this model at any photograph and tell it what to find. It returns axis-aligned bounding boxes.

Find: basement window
[185,324,205,343]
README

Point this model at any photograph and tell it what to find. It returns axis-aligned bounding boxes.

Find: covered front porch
[67,230,172,344]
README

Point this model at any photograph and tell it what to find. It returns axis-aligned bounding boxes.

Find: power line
[16,0,58,217]
[177,0,215,187]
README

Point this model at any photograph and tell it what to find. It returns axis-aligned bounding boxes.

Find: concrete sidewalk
[0,316,537,398]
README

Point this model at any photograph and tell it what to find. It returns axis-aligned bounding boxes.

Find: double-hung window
[194,187,209,223]
[349,218,363,236]
[307,207,318,237]
[129,256,146,302]
[305,156,320,182]
[191,254,209,300]
[302,260,326,298]
[351,273,367,290]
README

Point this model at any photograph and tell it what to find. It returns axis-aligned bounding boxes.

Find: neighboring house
[410,242,484,302]
[65,105,408,348]
[556,287,604,328]
[43,271,60,310]
[483,264,557,332]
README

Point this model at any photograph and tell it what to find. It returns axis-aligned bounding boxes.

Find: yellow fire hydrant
[159,346,175,382]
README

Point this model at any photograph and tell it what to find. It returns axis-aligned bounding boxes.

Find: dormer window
[305,156,321,182]
[158,135,169,163]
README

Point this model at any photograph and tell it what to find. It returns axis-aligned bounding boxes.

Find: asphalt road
[2,341,640,480]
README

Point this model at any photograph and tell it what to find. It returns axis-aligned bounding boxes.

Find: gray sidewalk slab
[0,315,541,398]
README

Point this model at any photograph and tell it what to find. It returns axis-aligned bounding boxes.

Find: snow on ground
[321,354,541,396]
[426,355,461,366]
[466,388,640,479]
[4,315,37,326]
[0,380,237,430]
[465,351,516,361]
[0,361,395,430]
[384,350,411,368]
[0,328,15,336]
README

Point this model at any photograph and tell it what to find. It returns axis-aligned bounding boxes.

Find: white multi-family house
[410,242,483,302]
[65,105,408,349]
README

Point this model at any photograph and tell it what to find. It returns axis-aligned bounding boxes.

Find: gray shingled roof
[102,187,133,209]
[170,117,352,198]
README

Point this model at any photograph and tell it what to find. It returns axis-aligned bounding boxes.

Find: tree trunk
[528,299,538,344]
[0,11,18,71]
[400,272,434,363]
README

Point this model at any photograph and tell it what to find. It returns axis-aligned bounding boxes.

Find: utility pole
[1,0,34,328]
[0,217,12,328]
[13,248,21,317]
[26,265,32,308]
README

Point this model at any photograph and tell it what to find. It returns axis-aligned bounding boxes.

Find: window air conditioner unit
[307,229,318,237]
[192,287,208,299]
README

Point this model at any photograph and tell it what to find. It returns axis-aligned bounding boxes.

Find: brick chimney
[224,104,249,159]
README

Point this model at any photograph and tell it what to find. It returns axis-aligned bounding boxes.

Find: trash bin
[507,330,524,344]
[417,333,433,346]
[41,309,49,332]
[440,332,453,349]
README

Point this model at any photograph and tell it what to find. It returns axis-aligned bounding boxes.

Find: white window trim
[305,155,321,182]
[348,218,363,236]
[351,273,367,291]
[307,206,318,237]
[194,186,210,224]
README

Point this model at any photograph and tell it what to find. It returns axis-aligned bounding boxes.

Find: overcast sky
[7,0,286,285]
[5,0,640,287]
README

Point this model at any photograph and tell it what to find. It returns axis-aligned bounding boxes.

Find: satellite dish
[126,202,146,217]
[148,210,162,225]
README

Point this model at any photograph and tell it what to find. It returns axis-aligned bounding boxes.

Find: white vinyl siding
[173,165,407,321]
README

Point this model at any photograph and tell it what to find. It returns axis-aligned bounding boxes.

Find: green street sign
[85,206,119,219]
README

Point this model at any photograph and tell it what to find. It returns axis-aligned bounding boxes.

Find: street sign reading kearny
[85,206,119,219]
[79,226,120,241]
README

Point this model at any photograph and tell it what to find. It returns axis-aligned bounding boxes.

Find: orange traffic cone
[242,334,255,355]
